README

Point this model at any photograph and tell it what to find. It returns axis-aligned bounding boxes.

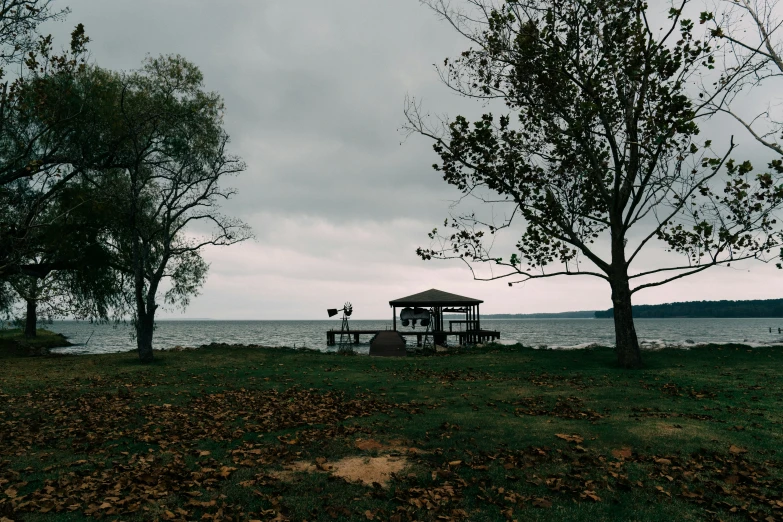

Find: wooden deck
[326,329,500,347]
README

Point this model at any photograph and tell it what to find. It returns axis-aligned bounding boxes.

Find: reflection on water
[41,317,783,355]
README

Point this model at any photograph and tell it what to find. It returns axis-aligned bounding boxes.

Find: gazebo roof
[389,288,483,307]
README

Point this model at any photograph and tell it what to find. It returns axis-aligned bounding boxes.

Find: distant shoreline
[596,298,783,319]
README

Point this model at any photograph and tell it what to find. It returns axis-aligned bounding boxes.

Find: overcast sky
[44,1,783,319]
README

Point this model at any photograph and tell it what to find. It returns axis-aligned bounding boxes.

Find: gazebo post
[471,305,476,343]
[470,305,474,342]
[437,306,444,346]
[466,306,471,343]
[393,306,396,331]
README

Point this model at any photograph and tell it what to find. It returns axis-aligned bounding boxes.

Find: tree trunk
[610,276,642,368]
[24,298,37,338]
[136,311,155,363]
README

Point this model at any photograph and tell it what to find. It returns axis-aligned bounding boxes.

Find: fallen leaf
[581,490,601,502]
[533,498,552,508]
[355,439,385,451]
[555,433,584,444]
[611,447,632,459]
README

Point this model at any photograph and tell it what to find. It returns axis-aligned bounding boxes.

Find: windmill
[327,302,353,352]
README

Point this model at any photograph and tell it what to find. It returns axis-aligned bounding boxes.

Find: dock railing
[448,320,479,332]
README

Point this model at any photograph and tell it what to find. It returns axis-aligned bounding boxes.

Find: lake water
[41,317,783,355]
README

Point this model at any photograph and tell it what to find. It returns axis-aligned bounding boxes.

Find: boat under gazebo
[389,288,500,346]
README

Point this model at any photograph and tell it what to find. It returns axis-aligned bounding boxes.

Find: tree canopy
[93,56,252,362]
[0,6,251,356]
[407,0,783,367]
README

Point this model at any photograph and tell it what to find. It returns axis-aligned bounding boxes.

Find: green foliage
[414,0,781,276]
[0,3,250,358]
[5,175,121,323]
[0,8,134,328]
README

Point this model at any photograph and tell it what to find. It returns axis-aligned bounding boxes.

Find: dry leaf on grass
[355,439,385,451]
[532,497,552,508]
[555,433,584,444]
[611,447,632,459]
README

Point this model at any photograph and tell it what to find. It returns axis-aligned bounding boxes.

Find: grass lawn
[1,339,782,521]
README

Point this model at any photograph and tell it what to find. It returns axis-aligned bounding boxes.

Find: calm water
[41,317,783,355]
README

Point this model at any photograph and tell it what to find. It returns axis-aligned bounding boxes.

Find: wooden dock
[326,329,500,347]
[326,289,502,351]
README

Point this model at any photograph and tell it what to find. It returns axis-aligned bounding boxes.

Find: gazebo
[389,288,500,346]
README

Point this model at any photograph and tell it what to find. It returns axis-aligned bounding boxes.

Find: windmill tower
[327,302,354,353]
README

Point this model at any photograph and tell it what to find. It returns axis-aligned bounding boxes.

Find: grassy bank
[1,343,782,521]
[0,329,72,358]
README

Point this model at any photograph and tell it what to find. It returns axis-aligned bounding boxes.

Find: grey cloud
[37,1,783,319]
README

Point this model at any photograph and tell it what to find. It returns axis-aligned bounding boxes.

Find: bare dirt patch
[275,455,409,487]
[330,455,408,486]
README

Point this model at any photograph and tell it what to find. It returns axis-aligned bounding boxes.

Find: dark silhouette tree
[1,24,128,280]
[406,0,783,368]
[5,177,120,336]
[704,1,783,266]
[0,23,133,332]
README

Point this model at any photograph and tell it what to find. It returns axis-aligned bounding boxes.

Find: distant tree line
[595,299,783,319]
[0,1,252,361]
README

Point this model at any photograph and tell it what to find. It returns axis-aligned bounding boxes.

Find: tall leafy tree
[5,176,119,336]
[99,56,251,363]
[0,33,132,333]
[406,0,783,367]
[1,24,128,280]
[0,1,73,279]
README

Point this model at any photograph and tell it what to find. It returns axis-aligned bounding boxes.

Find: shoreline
[8,316,783,356]
[45,339,783,358]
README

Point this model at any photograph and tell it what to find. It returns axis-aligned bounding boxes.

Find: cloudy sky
[45,1,783,319]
